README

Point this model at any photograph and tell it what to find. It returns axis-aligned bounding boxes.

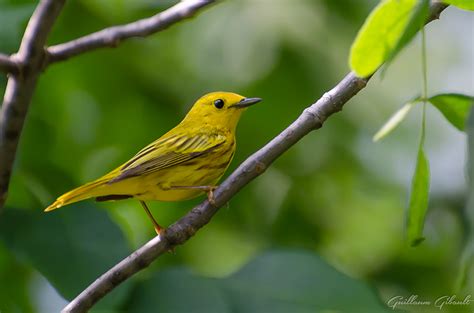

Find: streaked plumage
[44,92,261,232]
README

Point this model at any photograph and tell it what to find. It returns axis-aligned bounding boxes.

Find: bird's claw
[207,186,217,206]
[154,225,163,236]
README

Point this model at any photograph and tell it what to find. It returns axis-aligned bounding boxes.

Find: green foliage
[374,94,474,141]
[429,93,474,131]
[384,0,429,72]
[350,0,420,77]
[127,250,391,313]
[376,93,474,247]
[443,0,474,11]
[374,24,472,248]
[0,205,132,309]
[406,28,430,247]
[406,147,430,246]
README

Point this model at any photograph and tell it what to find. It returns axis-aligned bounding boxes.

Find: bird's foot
[206,186,218,206]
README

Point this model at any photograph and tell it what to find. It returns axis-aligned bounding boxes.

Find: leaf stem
[421,26,427,142]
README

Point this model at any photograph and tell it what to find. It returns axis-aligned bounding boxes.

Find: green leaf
[384,0,429,71]
[407,147,430,246]
[456,242,474,293]
[373,102,416,142]
[442,0,474,11]
[0,204,133,310]
[350,0,419,77]
[428,93,474,131]
[127,250,392,313]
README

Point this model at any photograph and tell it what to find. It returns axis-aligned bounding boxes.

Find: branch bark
[62,76,366,313]
[46,0,217,64]
[0,53,20,74]
[0,0,65,208]
[61,3,449,312]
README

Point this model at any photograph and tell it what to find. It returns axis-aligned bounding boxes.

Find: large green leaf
[406,147,430,246]
[127,250,391,313]
[442,0,474,10]
[0,204,133,310]
[350,0,419,77]
[384,0,429,71]
[428,93,474,131]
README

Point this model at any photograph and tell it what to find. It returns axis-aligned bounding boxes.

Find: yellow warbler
[45,92,261,233]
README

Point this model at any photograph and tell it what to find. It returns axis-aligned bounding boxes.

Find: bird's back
[125,125,236,201]
[45,125,236,210]
[44,91,258,212]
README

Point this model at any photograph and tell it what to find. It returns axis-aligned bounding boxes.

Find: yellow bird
[45,92,261,234]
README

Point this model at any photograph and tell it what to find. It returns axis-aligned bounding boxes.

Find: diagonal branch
[0,53,20,74]
[61,3,449,312]
[46,0,217,64]
[62,75,366,313]
[0,0,65,208]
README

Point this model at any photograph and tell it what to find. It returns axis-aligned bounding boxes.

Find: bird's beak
[230,97,262,108]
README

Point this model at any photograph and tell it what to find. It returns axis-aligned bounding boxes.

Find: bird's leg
[169,185,218,205]
[139,201,162,235]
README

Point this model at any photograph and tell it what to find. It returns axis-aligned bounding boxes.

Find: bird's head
[182,92,261,131]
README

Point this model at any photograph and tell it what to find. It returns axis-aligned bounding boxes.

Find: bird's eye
[214,99,224,109]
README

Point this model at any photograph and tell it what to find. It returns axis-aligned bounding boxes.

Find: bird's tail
[44,178,108,212]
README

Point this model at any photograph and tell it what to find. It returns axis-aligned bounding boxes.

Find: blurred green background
[0,0,473,312]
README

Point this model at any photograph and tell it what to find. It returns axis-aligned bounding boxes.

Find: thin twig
[61,3,449,312]
[0,0,65,208]
[0,0,217,209]
[47,0,217,64]
[0,53,20,74]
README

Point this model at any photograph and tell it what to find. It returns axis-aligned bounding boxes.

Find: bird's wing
[108,132,227,183]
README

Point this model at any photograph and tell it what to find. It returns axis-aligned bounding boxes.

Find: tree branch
[0,53,20,74]
[62,75,367,313]
[46,0,217,64]
[0,0,219,209]
[61,3,449,312]
[0,0,65,208]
